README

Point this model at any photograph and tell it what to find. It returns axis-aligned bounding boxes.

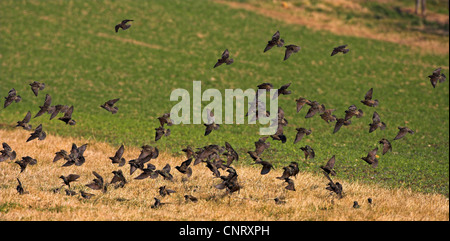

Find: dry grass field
[0,128,448,221]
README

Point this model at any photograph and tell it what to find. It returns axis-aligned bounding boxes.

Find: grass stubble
[0,129,448,221]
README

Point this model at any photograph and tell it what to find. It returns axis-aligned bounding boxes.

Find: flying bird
[295,97,311,113]
[175,158,193,177]
[331,45,349,56]
[253,159,274,175]
[101,98,120,114]
[16,111,32,130]
[361,147,379,168]
[86,171,107,193]
[0,142,17,162]
[184,195,198,203]
[284,177,296,191]
[59,174,80,188]
[284,44,300,61]
[305,101,326,119]
[254,136,270,156]
[333,118,351,134]
[155,163,174,181]
[320,155,336,176]
[48,105,70,120]
[369,111,386,133]
[34,94,52,118]
[16,178,29,195]
[159,186,176,197]
[15,156,37,173]
[361,88,379,107]
[80,191,95,199]
[344,105,364,120]
[378,138,392,155]
[294,127,312,144]
[204,109,219,136]
[110,169,127,188]
[155,126,171,141]
[300,145,315,160]
[4,88,22,108]
[273,83,292,99]
[134,163,159,180]
[320,108,337,123]
[264,31,284,52]
[109,144,126,166]
[223,142,239,166]
[394,126,414,140]
[428,67,446,88]
[29,81,45,97]
[158,113,173,127]
[115,19,133,32]
[323,172,343,199]
[213,49,234,68]
[26,124,47,142]
[58,105,76,125]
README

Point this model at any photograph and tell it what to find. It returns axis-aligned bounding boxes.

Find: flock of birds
[1,20,447,210]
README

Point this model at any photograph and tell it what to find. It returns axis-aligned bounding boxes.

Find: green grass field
[0,0,448,196]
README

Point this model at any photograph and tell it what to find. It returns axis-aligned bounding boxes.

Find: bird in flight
[115,19,133,33]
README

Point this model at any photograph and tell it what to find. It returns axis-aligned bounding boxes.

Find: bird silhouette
[175,158,193,177]
[59,174,80,188]
[378,138,392,155]
[331,45,349,56]
[300,145,315,160]
[16,178,29,195]
[29,81,45,97]
[115,19,133,32]
[16,111,32,130]
[85,171,107,193]
[101,98,120,114]
[320,155,336,176]
[294,127,312,144]
[4,88,22,108]
[26,124,46,142]
[369,111,386,133]
[428,67,446,88]
[295,97,311,113]
[58,105,76,125]
[109,144,126,166]
[34,94,52,118]
[0,142,17,162]
[214,49,234,68]
[15,156,37,173]
[361,88,379,107]
[394,126,414,140]
[264,31,284,52]
[361,147,379,168]
[284,44,301,61]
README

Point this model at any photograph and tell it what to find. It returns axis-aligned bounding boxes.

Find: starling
[361,147,379,168]
[353,201,360,209]
[16,111,32,130]
[344,105,364,121]
[305,101,326,118]
[115,19,133,32]
[295,97,311,113]
[394,126,414,140]
[34,94,52,118]
[284,177,296,191]
[264,31,284,52]
[369,111,386,133]
[110,169,127,188]
[254,136,270,156]
[85,171,107,193]
[214,49,234,68]
[223,142,239,166]
[159,186,176,197]
[157,113,173,127]
[323,172,343,199]
[253,159,274,175]
[320,108,337,123]
[26,124,47,142]
[15,156,37,173]
[320,155,336,176]
[151,197,166,209]
[274,197,286,205]
[333,118,351,134]
[109,144,126,166]
[361,88,379,107]
[29,81,45,97]
[58,105,76,125]
[300,145,315,160]
[155,164,174,181]
[4,88,22,108]
[155,126,171,141]
[331,45,349,56]
[48,105,70,120]
[175,158,193,177]
[284,44,301,61]
[59,174,80,188]
[16,178,28,195]
[101,98,120,114]
[257,83,273,90]
[134,163,159,180]
[294,127,312,144]
[80,190,95,199]
[182,146,196,159]
[184,195,198,203]
[0,142,17,162]
[273,83,292,99]
[65,189,77,196]
[378,138,392,155]
[428,67,446,88]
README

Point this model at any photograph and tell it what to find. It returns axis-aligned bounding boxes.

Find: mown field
[0,0,448,200]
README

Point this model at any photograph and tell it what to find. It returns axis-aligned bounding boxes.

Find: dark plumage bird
[294,127,312,144]
[205,160,221,177]
[65,189,77,196]
[344,105,364,121]
[320,108,337,123]
[253,159,274,175]
[270,123,287,143]
[378,138,392,155]
[254,136,270,156]
[155,164,174,181]
[300,145,315,160]
[264,31,284,52]
[273,83,292,99]
[333,118,351,134]
[34,94,52,118]
[85,171,107,193]
[158,113,173,127]
[59,174,80,188]
[353,201,360,209]
[15,156,37,173]
[175,158,193,177]
[284,44,301,61]
[0,142,17,162]
[101,98,120,114]
[109,144,126,166]
[320,155,336,176]
[277,162,299,180]
[16,178,28,195]
[323,172,343,199]
[48,104,70,120]
[159,186,176,197]
[80,190,95,199]
[4,88,22,108]
[16,111,32,131]
[29,81,45,97]
[394,126,414,140]
[223,142,239,166]
[184,195,198,203]
[115,19,133,33]
[274,197,286,205]
[368,198,373,204]
[215,167,241,194]
[26,124,46,142]
[331,45,349,56]
[151,197,166,209]
[369,111,386,133]
[305,101,326,119]
[155,126,171,141]
[204,109,220,136]
[110,169,127,188]
[361,88,379,107]
[257,82,273,90]
[58,105,76,125]
[134,163,158,180]
[182,146,196,159]
[53,150,68,163]
[284,177,296,191]
[214,49,234,68]
[61,143,88,167]
[428,67,446,88]
[295,97,311,113]
[361,147,379,168]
